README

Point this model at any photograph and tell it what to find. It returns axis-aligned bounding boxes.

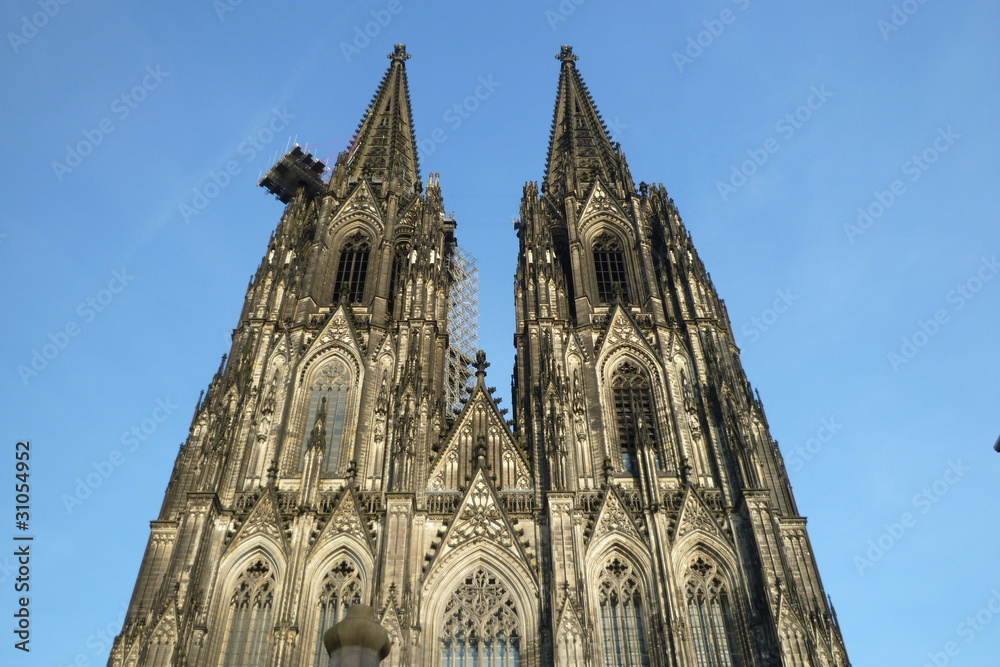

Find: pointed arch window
[593,231,630,303]
[220,559,275,667]
[333,231,371,303]
[302,359,352,474]
[611,362,660,475]
[686,557,744,667]
[386,243,409,319]
[598,557,650,667]
[313,558,364,666]
[440,568,522,666]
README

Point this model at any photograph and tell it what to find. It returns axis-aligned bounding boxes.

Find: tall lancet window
[611,362,659,474]
[686,557,744,667]
[220,559,275,667]
[302,359,351,474]
[313,559,364,666]
[598,557,650,667]
[593,231,630,303]
[386,243,409,319]
[333,231,371,303]
[440,568,522,666]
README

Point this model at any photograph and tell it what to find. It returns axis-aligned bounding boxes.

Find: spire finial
[556,45,578,63]
[388,44,410,62]
[474,350,490,378]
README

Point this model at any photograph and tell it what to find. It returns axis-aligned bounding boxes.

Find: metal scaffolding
[445,245,479,412]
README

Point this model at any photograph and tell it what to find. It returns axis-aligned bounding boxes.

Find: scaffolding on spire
[445,245,479,412]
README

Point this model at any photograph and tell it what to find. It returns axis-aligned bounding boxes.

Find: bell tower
[110,45,850,667]
[512,45,850,665]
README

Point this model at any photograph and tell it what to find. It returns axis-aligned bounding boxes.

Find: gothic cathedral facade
[110,45,850,666]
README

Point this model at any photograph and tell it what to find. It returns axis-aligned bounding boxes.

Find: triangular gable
[394,195,421,232]
[555,593,585,640]
[310,486,374,556]
[597,304,656,357]
[377,592,405,657]
[588,485,643,547]
[372,330,396,361]
[150,611,176,645]
[225,487,287,555]
[564,329,590,361]
[302,305,362,363]
[428,382,530,491]
[425,467,535,583]
[331,179,384,230]
[673,486,725,542]
[267,333,291,364]
[578,178,630,229]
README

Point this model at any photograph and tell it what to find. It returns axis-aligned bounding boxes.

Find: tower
[110,45,850,666]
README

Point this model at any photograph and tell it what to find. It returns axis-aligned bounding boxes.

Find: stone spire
[544,45,630,199]
[340,44,421,198]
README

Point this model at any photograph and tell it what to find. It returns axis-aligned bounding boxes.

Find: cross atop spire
[388,44,410,62]
[556,45,579,63]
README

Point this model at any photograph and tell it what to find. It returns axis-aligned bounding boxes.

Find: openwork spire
[544,45,624,199]
[343,44,420,195]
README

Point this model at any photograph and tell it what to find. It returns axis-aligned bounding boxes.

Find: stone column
[323,604,392,667]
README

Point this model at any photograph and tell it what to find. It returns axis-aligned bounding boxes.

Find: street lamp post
[323,604,392,667]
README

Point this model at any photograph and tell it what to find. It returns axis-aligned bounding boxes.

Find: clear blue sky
[2,1,998,664]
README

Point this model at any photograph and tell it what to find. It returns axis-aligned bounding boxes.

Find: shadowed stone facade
[110,45,850,666]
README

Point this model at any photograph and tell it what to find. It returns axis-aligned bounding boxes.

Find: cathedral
[109,45,851,666]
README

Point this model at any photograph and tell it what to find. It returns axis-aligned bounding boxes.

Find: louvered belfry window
[333,231,371,303]
[593,231,630,303]
[386,244,409,319]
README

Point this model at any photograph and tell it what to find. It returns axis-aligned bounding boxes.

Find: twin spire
[545,45,625,198]
[342,44,626,199]
[343,44,421,195]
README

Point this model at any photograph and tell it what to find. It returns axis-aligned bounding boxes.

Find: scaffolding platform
[258,145,328,203]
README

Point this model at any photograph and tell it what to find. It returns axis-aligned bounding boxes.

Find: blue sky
[2,1,998,664]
